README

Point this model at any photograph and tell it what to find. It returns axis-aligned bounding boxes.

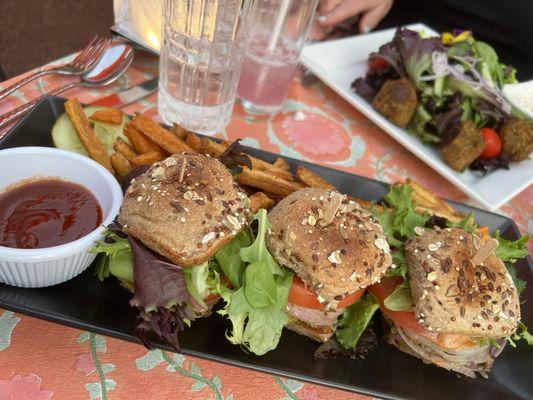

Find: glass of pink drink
[237,0,319,115]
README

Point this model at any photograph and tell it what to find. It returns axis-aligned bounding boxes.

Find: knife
[90,77,159,107]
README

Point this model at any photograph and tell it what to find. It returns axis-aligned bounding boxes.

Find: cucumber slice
[51,106,130,156]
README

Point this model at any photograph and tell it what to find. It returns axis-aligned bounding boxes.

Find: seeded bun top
[119,153,252,267]
[266,188,392,306]
[405,228,520,338]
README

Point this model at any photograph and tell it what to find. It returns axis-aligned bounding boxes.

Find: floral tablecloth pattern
[0,50,530,400]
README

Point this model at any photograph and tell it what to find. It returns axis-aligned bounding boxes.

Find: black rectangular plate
[0,97,531,400]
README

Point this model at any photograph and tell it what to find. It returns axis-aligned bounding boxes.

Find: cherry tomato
[480,127,502,159]
[288,276,364,310]
[369,58,388,70]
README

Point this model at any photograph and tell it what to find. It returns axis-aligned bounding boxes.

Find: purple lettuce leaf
[394,28,446,87]
[128,237,194,351]
[352,64,399,102]
[470,154,510,174]
[434,92,465,140]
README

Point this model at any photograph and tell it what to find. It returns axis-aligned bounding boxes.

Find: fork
[0,36,112,101]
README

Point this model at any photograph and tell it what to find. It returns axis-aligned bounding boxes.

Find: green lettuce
[372,184,428,278]
[447,212,476,232]
[491,231,529,296]
[336,296,379,350]
[217,209,293,355]
[182,261,219,309]
[493,231,529,262]
[90,233,133,283]
[511,322,533,346]
[215,230,251,289]
[384,281,414,311]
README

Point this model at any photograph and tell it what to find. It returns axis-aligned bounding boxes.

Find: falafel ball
[440,120,484,171]
[500,118,533,161]
[372,78,418,127]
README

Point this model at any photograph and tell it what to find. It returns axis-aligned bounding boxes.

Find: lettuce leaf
[240,209,283,275]
[493,231,529,262]
[183,261,219,310]
[90,233,133,283]
[446,212,477,233]
[384,280,414,311]
[336,296,379,350]
[491,230,529,296]
[244,260,277,308]
[512,322,533,346]
[217,209,293,355]
[373,184,428,279]
[128,237,194,351]
[215,230,251,289]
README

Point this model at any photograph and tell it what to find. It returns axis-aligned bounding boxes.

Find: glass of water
[237,0,318,115]
[158,0,255,135]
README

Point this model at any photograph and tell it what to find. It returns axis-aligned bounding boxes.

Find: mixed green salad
[354,28,532,173]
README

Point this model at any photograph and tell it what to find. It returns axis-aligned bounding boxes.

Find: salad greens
[217,209,293,355]
[354,28,518,150]
[372,184,429,279]
[91,209,294,355]
[383,281,414,312]
[335,296,379,351]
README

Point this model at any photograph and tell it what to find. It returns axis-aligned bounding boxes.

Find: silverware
[90,77,158,108]
[0,44,135,133]
[0,36,112,101]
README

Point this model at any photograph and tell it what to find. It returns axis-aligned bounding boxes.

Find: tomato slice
[480,127,502,159]
[367,277,430,335]
[368,277,477,349]
[369,58,388,70]
[288,276,364,310]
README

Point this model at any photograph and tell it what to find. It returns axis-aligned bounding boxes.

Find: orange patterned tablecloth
[0,51,531,400]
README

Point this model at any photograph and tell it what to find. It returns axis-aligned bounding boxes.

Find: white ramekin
[0,147,123,287]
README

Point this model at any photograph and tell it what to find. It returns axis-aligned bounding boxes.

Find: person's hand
[317,0,394,34]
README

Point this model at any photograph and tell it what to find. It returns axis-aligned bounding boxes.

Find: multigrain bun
[119,153,252,267]
[266,188,392,305]
[405,227,520,338]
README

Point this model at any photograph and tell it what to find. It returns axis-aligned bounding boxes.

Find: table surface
[0,50,531,400]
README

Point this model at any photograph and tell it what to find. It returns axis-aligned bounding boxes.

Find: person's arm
[317,0,394,33]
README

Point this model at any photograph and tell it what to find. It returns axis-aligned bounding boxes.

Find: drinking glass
[158,0,255,135]
[237,0,318,115]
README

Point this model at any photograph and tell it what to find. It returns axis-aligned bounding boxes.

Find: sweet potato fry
[199,137,226,157]
[171,123,188,139]
[131,151,164,168]
[113,137,137,161]
[295,166,335,190]
[249,192,275,213]
[237,168,305,197]
[65,98,113,173]
[110,152,133,179]
[403,179,463,222]
[124,123,164,156]
[250,158,294,180]
[185,132,203,153]
[131,115,192,154]
[89,108,123,125]
[273,157,290,171]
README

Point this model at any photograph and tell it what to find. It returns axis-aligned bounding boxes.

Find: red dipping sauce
[0,179,102,249]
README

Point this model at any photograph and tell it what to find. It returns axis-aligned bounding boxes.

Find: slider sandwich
[370,227,521,377]
[94,153,252,349]
[266,188,392,342]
